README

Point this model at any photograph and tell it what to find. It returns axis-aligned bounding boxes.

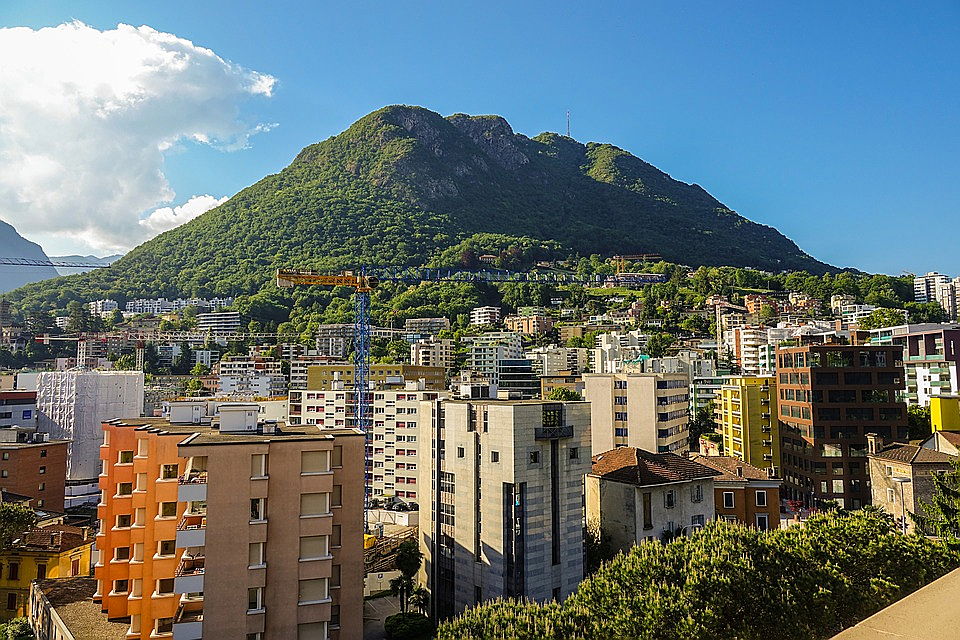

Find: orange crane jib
[276,270,379,292]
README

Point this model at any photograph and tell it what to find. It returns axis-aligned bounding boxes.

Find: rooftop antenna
[566,110,571,137]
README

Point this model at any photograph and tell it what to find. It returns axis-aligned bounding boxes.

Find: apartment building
[866,433,955,534]
[0,390,37,428]
[313,325,399,359]
[915,272,950,304]
[777,345,908,509]
[724,326,767,375]
[583,373,690,454]
[289,355,345,390]
[869,324,960,406]
[468,306,501,326]
[0,523,94,621]
[37,371,144,508]
[195,311,242,333]
[504,314,554,336]
[540,375,584,399]
[218,374,287,397]
[95,407,364,639]
[463,333,523,384]
[410,339,455,371]
[303,365,445,393]
[88,299,119,315]
[591,330,649,374]
[526,346,588,377]
[587,447,717,549]
[689,455,781,530]
[403,317,450,334]
[215,354,283,378]
[290,379,446,499]
[418,398,591,618]
[714,376,780,471]
[0,431,68,511]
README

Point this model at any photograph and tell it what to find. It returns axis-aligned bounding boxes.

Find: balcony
[174,553,205,593]
[173,602,203,640]
[177,515,206,548]
[535,425,574,440]
[178,472,207,502]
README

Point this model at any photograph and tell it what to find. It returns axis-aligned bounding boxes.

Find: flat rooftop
[831,567,960,639]
[34,577,128,640]
[105,416,363,446]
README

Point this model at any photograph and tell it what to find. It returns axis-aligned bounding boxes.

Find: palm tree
[390,574,414,613]
[408,585,429,615]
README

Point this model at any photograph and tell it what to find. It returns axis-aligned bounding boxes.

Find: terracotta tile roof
[591,447,720,486]
[871,443,956,464]
[20,524,91,553]
[937,431,960,447]
[689,454,775,481]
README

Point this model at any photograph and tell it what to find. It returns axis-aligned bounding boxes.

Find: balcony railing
[176,555,206,577]
[535,425,574,440]
[179,471,208,485]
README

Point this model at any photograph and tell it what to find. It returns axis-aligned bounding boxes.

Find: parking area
[363,594,400,640]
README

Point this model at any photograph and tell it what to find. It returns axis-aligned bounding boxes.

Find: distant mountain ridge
[5,105,831,310]
[49,254,123,277]
[0,220,58,294]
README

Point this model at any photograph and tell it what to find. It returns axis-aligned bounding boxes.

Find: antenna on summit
[566,110,570,137]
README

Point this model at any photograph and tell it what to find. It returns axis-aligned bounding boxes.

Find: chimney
[866,432,883,455]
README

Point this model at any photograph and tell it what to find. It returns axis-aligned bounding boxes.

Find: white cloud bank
[0,21,276,253]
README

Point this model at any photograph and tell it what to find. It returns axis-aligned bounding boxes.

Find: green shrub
[384,612,434,640]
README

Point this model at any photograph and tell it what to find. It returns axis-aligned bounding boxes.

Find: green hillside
[6,105,830,315]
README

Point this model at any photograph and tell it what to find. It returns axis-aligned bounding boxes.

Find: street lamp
[891,476,912,535]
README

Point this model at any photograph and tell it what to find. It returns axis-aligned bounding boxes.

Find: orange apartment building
[95,403,364,640]
[690,455,782,530]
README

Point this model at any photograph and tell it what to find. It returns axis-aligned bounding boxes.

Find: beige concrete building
[410,339,455,371]
[866,433,955,534]
[418,398,591,619]
[583,373,690,454]
[96,405,365,640]
[290,379,446,500]
[303,365,445,392]
[587,447,718,549]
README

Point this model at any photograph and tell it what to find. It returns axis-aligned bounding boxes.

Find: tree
[857,308,908,330]
[758,304,776,323]
[0,502,34,552]
[113,354,136,370]
[907,405,932,440]
[390,574,415,614]
[0,618,34,640]
[546,387,583,401]
[584,519,615,575]
[395,538,422,578]
[905,301,949,324]
[644,332,675,358]
[911,455,960,545]
[408,585,429,615]
[687,403,717,449]
[190,362,210,376]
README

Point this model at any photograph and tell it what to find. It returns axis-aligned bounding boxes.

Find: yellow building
[715,375,780,471]
[0,523,93,620]
[931,395,960,432]
[305,364,445,391]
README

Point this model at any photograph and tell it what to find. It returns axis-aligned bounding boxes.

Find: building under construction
[36,370,144,508]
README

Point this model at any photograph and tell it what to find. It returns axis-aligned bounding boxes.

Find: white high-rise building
[463,332,523,383]
[591,330,649,374]
[36,370,144,507]
[915,272,950,303]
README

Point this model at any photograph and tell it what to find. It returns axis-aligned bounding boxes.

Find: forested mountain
[5,105,830,316]
[0,220,58,293]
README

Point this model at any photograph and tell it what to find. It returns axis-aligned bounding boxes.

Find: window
[38,465,46,475]
[529,450,540,464]
[331,604,341,627]
[158,540,176,556]
[755,490,767,507]
[299,577,329,603]
[116,514,131,528]
[756,513,770,531]
[247,635,263,640]
[491,451,499,463]
[887,488,895,502]
[156,578,174,595]
[159,502,177,518]
[160,464,178,480]
[298,622,328,640]
[251,453,268,478]
[7,563,17,580]
[457,446,465,458]
[36,564,46,580]
[570,447,579,460]
[0,471,7,478]
[247,587,264,612]
[301,450,331,474]
[642,492,653,530]
[691,484,703,503]
[331,484,342,507]
[134,507,145,526]
[5,594,14,611]
[832,479,844,493]
[331,525,341,547]
[131,578,142,597]
[300,535,330,560]
[114,547,130,561]
[137,438,148,456]
[691,514,705,527]
[156,617,174,634]
[39,448,46,457]
[136,473,147,491]
[0,452,6,460]
[118,450,134,464]
[38,482,44,491]
[249,542,265,567]
[723,492,735,509]
[664,490,676,508]
[300,492,330,517]
[331,564,341,587]
[113,579,129,594]
[332,445,342,467]
[250,498,267,521]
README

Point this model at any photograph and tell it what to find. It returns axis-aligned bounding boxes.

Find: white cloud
[0,21,276,253]
[138,194,229,234]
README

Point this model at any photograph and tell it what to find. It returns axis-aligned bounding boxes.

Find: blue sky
[1,1,958,273]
